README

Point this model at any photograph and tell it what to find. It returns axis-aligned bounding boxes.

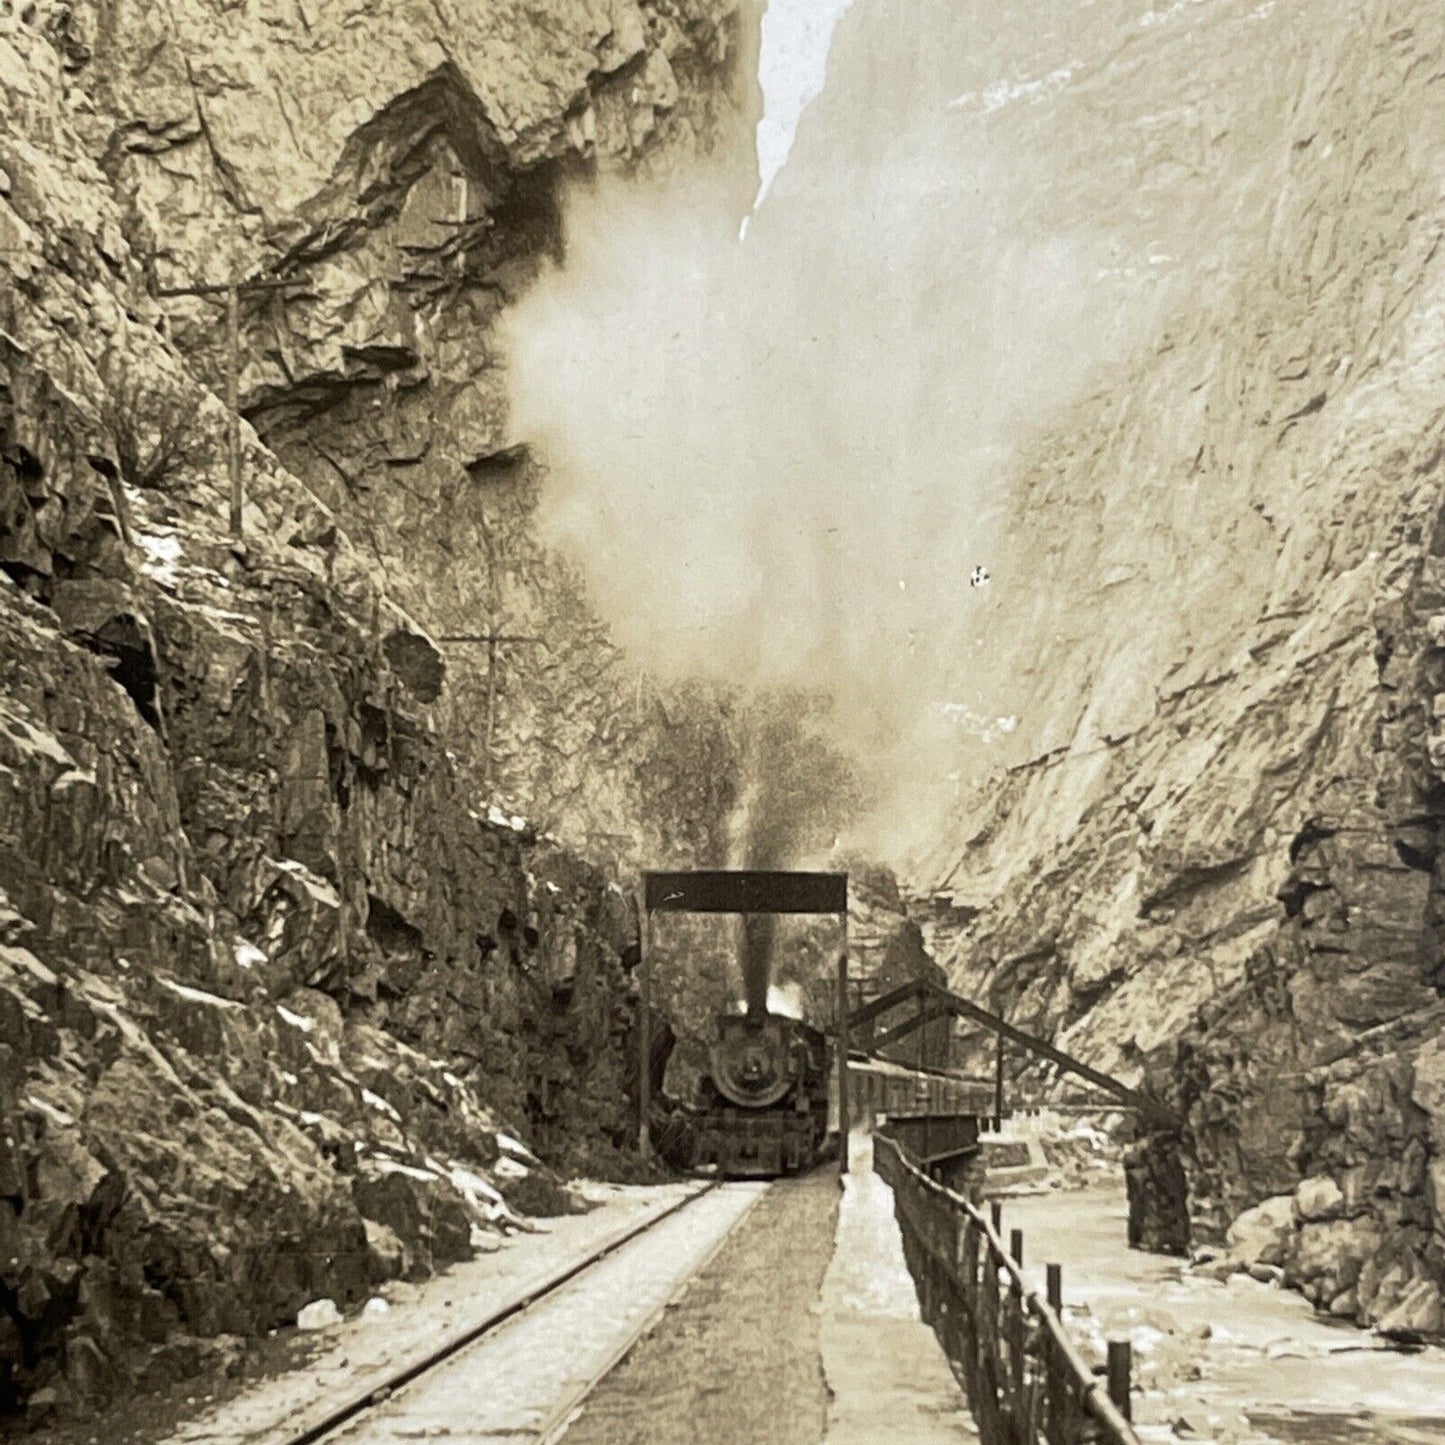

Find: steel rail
[279,1181,723,1445]
[535,1181,770,1442]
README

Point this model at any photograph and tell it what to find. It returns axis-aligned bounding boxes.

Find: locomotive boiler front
[708,1013,800,1109]
[693,1009,829,1176]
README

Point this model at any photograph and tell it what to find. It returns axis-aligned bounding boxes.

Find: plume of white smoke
[766,983,805,1019]
[504,103,1150,863]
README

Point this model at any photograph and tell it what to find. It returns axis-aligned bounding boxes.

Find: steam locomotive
[641,869,984,1178]
[680,1008,984,1177]
[692,1010,832,1176]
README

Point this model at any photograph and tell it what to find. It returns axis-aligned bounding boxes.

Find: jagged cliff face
[827,0,1445,1331]
[91,0,761,847]
[0,0,757,1418]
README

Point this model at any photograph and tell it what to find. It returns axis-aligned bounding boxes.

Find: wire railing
[875,1131,1140,1445]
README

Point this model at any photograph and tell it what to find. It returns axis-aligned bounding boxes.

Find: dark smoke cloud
[731,702,854,1014]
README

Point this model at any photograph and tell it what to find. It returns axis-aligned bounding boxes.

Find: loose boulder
[1224,1194,1295,1268]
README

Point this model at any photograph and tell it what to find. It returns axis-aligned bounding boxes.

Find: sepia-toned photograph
[1,0,1443,1440]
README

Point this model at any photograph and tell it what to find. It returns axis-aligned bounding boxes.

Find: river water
[996,1184,1445,1444]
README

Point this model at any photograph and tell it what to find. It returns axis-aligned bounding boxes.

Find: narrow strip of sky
[753,0,856,209]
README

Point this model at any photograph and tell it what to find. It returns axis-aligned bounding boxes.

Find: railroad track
[278,1179,767,1445]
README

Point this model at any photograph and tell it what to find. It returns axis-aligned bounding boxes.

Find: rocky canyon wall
[98,0,762,851]
[898,0,1445,1335]
[0,0,757,1419]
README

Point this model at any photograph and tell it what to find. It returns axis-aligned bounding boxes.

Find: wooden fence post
[1107,1340,1132,1422]
[961,1215,980,1408]
[1045,1263,1064,1444]
[882,1133,1141,1445]
[1008,1272,1026,1437]
[977,1249,1003,1443]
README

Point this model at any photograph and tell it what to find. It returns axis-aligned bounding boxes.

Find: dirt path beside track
[562,1169,841,1445]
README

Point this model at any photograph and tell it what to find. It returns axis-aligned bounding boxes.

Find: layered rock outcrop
[0,0,756,1419]
[882,0,1445,1332]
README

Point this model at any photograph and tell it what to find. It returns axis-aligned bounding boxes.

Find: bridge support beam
[847,979,1177,1126]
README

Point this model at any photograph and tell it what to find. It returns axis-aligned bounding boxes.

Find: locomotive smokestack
[741,913,775,1016]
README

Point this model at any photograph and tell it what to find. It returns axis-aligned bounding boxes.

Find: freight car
[846,1050,988,1122]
